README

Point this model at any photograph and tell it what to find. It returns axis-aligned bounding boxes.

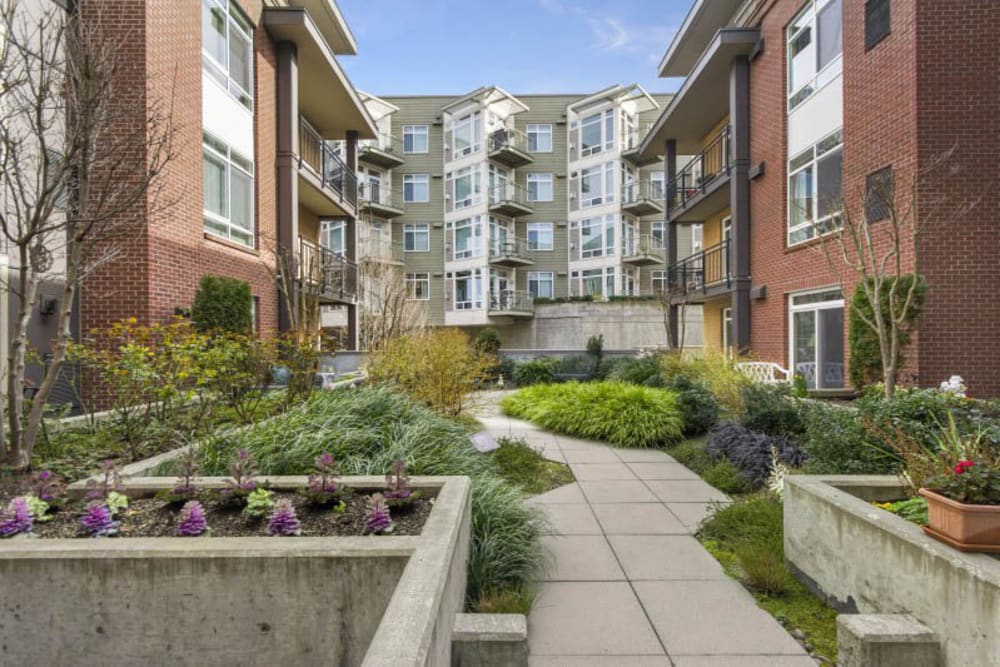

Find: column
[729,55,752,354]
[275,42,298,333]
[345,130,360,351]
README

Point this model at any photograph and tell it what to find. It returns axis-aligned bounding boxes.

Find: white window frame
[577,108,615,157]
[202,0,254,110]
[203,132,254,247]
[451,111,482,157]
[526,123,553,153]
[576,214,615,259]
[320,219,346,256]
[578,162,615,208]
[651,221,666,249]
[405,272,430,300]
[526,173,554,202]
[451,216,483,260]
[527,271,554,300]
[527,222,554,251]
[787,0,843,110]
[403,173,430,203]
[403,223,429,252]
[451,269,484,310]
[403,125,428,154]
[650,171,665,200]
[447,165,482,210]
[788,288,845,389]
[651,270,667,293]
[787,129,843,246]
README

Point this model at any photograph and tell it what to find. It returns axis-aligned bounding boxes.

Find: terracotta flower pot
[918,487,1000,553]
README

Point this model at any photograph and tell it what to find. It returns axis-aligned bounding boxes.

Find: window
[865,166,894,223]
[452,216,483,260]
[203,132,254,247]
[577,162,615,208]
[571,266,616,299]
[452,269,483,310]
[865,0,890,50]
[527,271,554,299]
[447,166,481,210]
[582,269,603,296]
[651,270,667,293]
[651,221,665,249]
[202,0,253,109]
[723,307,733,349]
[527,124,553,153]
[403,125,428,154]
[403,174,429,203]
[527,222,554,251]
[404,223,429,252]
[788,129,843,245]
[577,109,615,157]
[406,273,430,300]
[488,164,509,201]
[577,215,615,259]
[790,289,845,389]
[451,111,482,157]
[527,173,553,202]
[650,171,665,200]
[320,219,345,255]
[787,0,843,110]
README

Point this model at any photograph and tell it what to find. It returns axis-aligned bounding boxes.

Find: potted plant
[920,459,1000,552]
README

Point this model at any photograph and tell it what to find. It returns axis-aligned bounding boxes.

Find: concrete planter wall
[784,475,1000,667]
[0,476,472,667]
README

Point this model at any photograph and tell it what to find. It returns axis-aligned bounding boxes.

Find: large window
[452,216,483,260]
[406,273,430,300]
[447,166,481,210]
[452,269,483,310]
[787,0,843,109]
[572,266,615,299]
[788,129,843,245]
[404,223,429,252]
[577,215,615,259]
[202,0,253,109]
[403,125,428,154]
[203,132,254,247]
[403,174,429,203]
[527,173,553,202]
[527,222,554,251]
[651,221,665,249]
[527,124,553,153]
[651,270,667,293]
[578,109,615,157]
[451,111,482,157]
[790,289,845,389]
[320,219,345,255]
[650,171,665,200]
[578,162,615,208]
[527,271,554,299]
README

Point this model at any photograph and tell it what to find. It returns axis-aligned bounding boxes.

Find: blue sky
[337,0,691,96]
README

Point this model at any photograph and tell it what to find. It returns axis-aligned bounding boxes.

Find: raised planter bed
[784,475,1000,667]
[0,475,471,666]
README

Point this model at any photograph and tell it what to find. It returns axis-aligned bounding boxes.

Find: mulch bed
[21,490,433,539]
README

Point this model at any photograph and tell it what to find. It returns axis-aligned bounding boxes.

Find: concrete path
[478,411,814,667]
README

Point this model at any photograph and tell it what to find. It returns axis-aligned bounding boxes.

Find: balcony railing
[300,121,357,209]
[488,127,533,167]
[359,236,404,264]
[488,182,534,216]
[667,238,731,294]
[298,238,357,302]
[622,233,665,265]
[357,181,403,215]
[666,124,731,214]
[622,121,659,166]
[621,180,665,215]
[488,235,535,266]
[488,289,534,315]
[358,133,405,169]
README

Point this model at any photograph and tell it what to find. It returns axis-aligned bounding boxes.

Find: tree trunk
[5,252,39,469]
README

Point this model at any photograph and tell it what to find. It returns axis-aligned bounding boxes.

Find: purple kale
[266,499,301,536]
[384,460,421,509]
[301,451,345,506]
[364,494,393,535]
[175,501,209,536]
[35,470,62,502]
[225,448,258,501]
[0,497,33,537]
[85,460,123,501]
[171,446,201,501]
[79,503,119,537]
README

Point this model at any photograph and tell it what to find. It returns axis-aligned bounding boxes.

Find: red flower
[954,460,975,475]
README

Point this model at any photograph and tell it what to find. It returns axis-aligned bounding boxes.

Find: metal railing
[666,124,731,214]
[667,238,731,293]
[359,132,402,157]
[488,127,531,155]
[623,233,665,259]
[359,236,403,264]
[298,237,357,300]
[300,120,357,209]
[488,182,532,208]
[622,179,665,205]
[622,121,655,152]
[489,235,535,263]
[488,289,534,314]
[357,181,399,210]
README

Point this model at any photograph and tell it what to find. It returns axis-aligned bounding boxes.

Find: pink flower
[954,460,975,475]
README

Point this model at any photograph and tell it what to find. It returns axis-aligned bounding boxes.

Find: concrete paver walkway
[478,412,814,667]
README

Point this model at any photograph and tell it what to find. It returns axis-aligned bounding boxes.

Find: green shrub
[734,539,792,596]
[848,275,926,389]
[700,493,784,546]
[739,384,806,439]
[667,437,713,472]
[501,381,684,448]
[701,458,749,494]
[512,357,561,386]
[559,354,597,377]
[608,355,663,386]
[802,401,896,475]
[660,351,752,415]
[191,275,253,334]
[475,327,502,356]
[196,388,546,608]
[667,376,720,436]
[586,334,604,363]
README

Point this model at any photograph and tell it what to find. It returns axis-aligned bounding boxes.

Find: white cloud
[537,0,674,62]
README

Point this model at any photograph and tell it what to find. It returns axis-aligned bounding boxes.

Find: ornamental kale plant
[106,491,129,517]
[176,501,209,536]
[34,470,62,504]
[0,497,33,537]
[301,452,346,507]
[384,459,421,508]
[85,460,123,501]
[79,504,119,537]
[365,493,393,535]
[266,499,301,536]
[24,495,53,523]
[168,446,201,502]
[224,448,258,503]
[243,488,275,519]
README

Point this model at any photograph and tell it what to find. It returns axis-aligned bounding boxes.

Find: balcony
[622,234,666,267]
[359,236,404,265]
[299,120,357,215]
[488,236,535,267]
[357,181,405,219]
[621,122,659,167]
[666,238,732,304]
[488,289,534,318]
[358,133,405,169]
[488,127,533,168]
[488,182,534,217]
[621,180,665,216]
[666,124,731,222]
[298,237,357,304]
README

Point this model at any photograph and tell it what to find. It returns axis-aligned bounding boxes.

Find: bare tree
[0,1,177,468]
[358,259,426,352]
[271,239,325,346]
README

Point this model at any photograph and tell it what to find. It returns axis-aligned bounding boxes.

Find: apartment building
[639,0,1000,394]
[78,0,376,348]
[319,85,700,347]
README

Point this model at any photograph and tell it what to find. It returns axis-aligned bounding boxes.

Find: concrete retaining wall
[784,475,1000,667]
[0,476,472,667]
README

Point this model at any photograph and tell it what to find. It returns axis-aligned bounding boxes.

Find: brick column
[729,55,752,354]
[275,42,298,333]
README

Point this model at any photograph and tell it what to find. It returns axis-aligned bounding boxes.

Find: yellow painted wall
[298,206,320,244]
[701,296,731,352]
[702,208,731,249]
[700,115,730,149]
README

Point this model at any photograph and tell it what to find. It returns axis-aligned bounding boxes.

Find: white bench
[735,361,792,385]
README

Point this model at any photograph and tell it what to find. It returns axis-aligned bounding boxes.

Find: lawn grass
[489,437,575,496]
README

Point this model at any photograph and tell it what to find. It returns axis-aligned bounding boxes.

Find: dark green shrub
[512,358,560,386]
[668,376,720,436]
[608,355,662,386]
[848,275,926,389]
[802,401,897,474]
[707,421,806,489]
[667,437,713,471]
[497,357,517,384]
[700,492,784,545]
[559,354,597,377]
[191,275,253,334]
[586,334,604,363]
[739,384,806,439]
[734,538,792,595]
[475,327,502,356]
[701,458,749,494]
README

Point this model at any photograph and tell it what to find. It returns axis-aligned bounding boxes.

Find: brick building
[640,0,1000,395]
